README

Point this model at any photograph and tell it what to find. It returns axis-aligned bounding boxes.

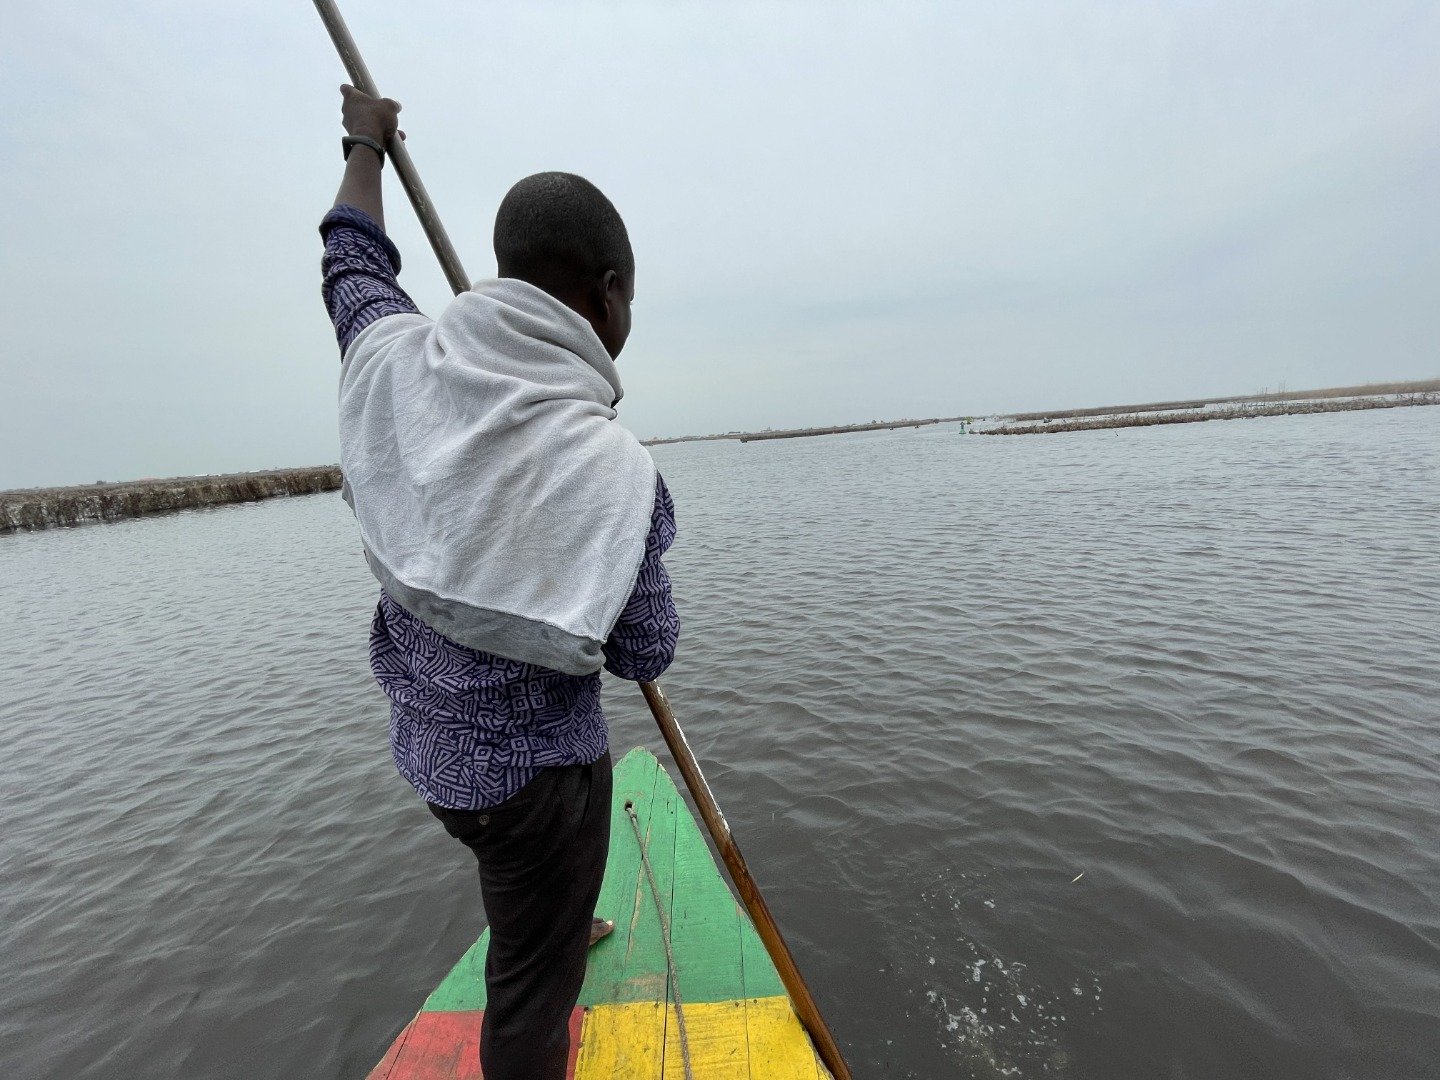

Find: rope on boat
[625,799,695,1080]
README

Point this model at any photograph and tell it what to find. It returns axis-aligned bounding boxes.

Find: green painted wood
[740,903,788,1000]
[574,749,665,1005]
[585,750,680,1005]
[668,786,747,1003]
[424,749,664,1012]
[422,929,490,1012]
[420,747,787,1015]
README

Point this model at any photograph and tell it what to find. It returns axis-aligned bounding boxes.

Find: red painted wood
[565,1008,583,1078]
[366,1017,413,1080]
[366,1009,585,1079]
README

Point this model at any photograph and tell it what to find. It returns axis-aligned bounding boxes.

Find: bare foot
[589,917,615,947]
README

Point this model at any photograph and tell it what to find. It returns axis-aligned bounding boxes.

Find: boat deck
[367,748,830,1078]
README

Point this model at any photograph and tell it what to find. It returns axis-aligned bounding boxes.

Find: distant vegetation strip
[999,379,1440,422]
[0,466,342,535]
[737,417,971,442]
[641,378,1440,446]
[643,416,971,446]
[981,392,1440,436]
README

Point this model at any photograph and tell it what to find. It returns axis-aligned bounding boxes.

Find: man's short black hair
[493,172,634,291]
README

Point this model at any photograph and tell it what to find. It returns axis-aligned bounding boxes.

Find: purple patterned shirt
[321,204,679,810]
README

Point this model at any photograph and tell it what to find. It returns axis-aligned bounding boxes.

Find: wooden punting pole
[311,4,851,1076]
[640,680,853,1080]
[312,0,470,296]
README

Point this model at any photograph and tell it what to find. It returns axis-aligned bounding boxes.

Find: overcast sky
[1,1,1436,488]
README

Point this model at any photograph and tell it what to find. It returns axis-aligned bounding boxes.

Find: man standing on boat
[318,86,679,1079]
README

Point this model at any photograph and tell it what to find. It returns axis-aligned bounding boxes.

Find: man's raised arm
[319,85,422,356]
[331,84,400,226]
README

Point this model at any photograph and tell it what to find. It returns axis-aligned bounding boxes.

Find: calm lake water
[2,407,1437,1080]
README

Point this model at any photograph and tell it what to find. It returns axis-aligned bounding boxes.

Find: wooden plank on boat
[368,748,828,1078]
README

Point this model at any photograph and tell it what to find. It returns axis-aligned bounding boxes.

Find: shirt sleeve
[603,475,680,681]
[320,203,423,356]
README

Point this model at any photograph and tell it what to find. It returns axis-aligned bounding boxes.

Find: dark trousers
[428,752,612,1080]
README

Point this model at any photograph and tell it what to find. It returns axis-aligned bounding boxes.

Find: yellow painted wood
[574,997,824,1079]
[574,1002,665,1078]
[661,999,748,1079]
[742,996,824,1080]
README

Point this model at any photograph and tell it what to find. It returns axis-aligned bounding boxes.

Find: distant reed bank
[982,392,1439,436]
[0,467,342,535]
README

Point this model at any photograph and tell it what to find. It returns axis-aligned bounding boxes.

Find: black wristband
[342,135,386,166]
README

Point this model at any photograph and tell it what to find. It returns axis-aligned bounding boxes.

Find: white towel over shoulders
[338,277,658,676]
